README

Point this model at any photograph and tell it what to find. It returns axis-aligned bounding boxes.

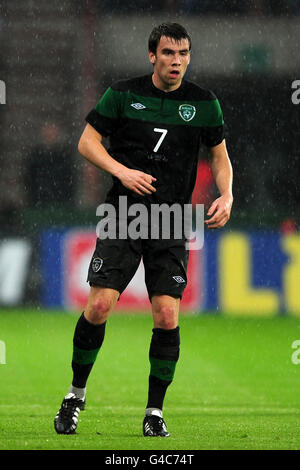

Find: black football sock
[146,326,180,412]
[71,312,106,389]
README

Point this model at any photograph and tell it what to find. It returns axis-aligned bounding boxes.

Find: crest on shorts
[92,257,103,273]
[178,104,196,122]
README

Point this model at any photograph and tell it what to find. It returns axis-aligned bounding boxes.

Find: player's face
[149,36,191,92]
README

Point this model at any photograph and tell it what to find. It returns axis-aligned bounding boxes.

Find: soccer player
[54,23,233,437]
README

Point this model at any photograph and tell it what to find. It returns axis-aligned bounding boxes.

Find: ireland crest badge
[178,104,196,122]
[92,257,103,273]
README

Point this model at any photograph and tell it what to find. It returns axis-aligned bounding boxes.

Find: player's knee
[154,305,177,330]
[86,297,113,324]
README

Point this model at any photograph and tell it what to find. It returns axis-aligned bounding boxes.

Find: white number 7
[153,128,168,153]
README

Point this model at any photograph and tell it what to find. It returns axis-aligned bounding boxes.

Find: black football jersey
[86,74,224,205]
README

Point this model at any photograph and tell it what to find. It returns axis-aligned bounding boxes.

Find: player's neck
[151,73,182,93]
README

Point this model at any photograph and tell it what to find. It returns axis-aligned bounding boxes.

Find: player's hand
[205,193,233,229]
[118,168,157,196]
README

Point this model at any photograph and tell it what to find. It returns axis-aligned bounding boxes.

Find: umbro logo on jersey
[173,276,185,283]
[131,102,146,110]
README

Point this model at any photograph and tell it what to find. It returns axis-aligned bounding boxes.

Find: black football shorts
[87,235,189,301]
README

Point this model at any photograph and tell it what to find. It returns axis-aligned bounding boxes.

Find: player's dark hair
[148,23,191,54]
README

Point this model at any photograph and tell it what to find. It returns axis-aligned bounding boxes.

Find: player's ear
[149,51,156,65]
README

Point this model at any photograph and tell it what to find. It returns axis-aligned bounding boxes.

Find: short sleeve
[85,87,123,137]
[201,96,225,147]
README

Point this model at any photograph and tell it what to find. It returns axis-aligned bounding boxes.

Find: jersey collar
[148,74,186,99]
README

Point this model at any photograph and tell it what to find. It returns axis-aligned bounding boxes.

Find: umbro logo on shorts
[130,102,146,110]
[172,276,185,284]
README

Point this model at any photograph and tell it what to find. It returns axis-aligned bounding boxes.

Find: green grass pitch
[0,309,300,450]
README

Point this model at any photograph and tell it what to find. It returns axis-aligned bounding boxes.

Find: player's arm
[78,123,156,196]
[205,139,233,229]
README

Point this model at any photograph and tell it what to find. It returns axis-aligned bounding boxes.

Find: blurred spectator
[97,0,162,14]
[244,0,266,15]
[95,0,300,16]
[266,0,294,15]
[0,203,21,236]
[290,0,300,15]
[25,122,76,208]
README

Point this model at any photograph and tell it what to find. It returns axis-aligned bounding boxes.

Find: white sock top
[145,408,163,418]
[67,385,86,401]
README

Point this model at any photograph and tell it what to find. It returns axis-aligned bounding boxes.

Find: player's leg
[70,286,119,394]
[54,286,119,434]
[143,294,181,437]
[142,237,188,437]
[54,230,142,434]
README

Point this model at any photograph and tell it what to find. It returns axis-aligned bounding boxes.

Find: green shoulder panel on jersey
[94,77,224,128]
[95,87,126,120]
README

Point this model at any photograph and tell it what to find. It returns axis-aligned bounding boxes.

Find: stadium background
[0,0,299,315]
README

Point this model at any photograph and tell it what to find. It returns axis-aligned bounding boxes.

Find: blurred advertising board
[0,238,32,306]
[38,229,300,315]
[202,231,299,315]
[40,229,201,312]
